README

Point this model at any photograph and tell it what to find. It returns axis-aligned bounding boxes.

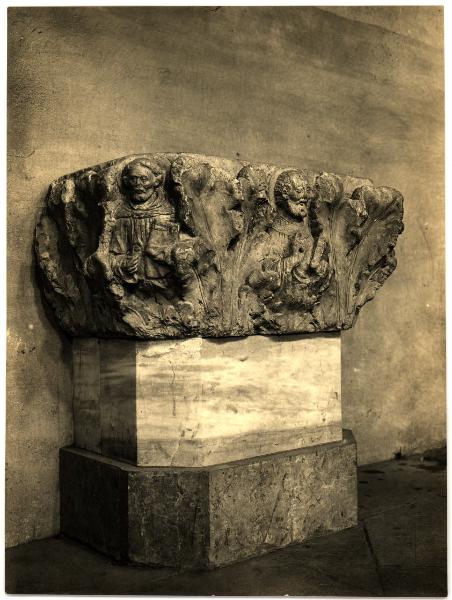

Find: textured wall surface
[7,6,444,547]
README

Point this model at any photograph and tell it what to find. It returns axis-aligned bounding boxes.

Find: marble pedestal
[72,334,342,467]
[61,332,357,569]
[60,430,357,569]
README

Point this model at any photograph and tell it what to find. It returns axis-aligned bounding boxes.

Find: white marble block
[72,334,342,467]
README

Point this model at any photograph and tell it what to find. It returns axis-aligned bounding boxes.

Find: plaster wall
[7,6,444,547]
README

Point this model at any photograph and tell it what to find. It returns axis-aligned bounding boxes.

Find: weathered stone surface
[59,447,128,561]
[35,154,403,339]
[60,430,357,569]
[73,334,342,466]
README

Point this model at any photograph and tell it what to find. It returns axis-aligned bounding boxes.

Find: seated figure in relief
[247,169,330,309]
[109,158,181,298]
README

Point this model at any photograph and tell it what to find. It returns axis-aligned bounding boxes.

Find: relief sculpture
[109,158,177,295]
[245,169,331,329]
[34,153,404,339]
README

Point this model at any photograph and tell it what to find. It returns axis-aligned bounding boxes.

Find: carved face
[282,174,310,220]
[246,171,267,203]
[237,166,268,204]
[122,164,163,205]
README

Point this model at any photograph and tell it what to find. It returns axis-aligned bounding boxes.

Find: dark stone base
[60,430,358,569]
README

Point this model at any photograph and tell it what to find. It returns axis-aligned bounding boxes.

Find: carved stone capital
[35,153,404,339]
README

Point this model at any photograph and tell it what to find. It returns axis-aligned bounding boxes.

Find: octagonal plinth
[73,333,342,467]
[60,430,357,569]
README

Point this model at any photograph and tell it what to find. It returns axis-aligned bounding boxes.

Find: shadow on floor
[5,452,447,596]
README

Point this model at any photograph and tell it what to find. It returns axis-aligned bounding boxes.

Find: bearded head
[274,170,313,221]
[121,158,165,205]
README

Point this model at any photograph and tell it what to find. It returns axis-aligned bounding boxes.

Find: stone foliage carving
[35,153,404,339]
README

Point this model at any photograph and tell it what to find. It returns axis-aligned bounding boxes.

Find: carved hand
[172,244,198,286]
[173,245,197,266]
[248,258,281,291]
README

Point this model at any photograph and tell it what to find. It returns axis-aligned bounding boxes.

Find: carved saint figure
[109,159,179,296]
[248,169,330,309]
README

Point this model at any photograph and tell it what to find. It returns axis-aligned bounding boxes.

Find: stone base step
[60,430,358,569]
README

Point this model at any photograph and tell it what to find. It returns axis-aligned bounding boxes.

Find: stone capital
[35,153,404,339]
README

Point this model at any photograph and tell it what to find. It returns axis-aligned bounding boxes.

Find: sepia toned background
[7,6,444,547]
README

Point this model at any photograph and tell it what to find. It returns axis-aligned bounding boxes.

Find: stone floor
[6,451,447,596]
